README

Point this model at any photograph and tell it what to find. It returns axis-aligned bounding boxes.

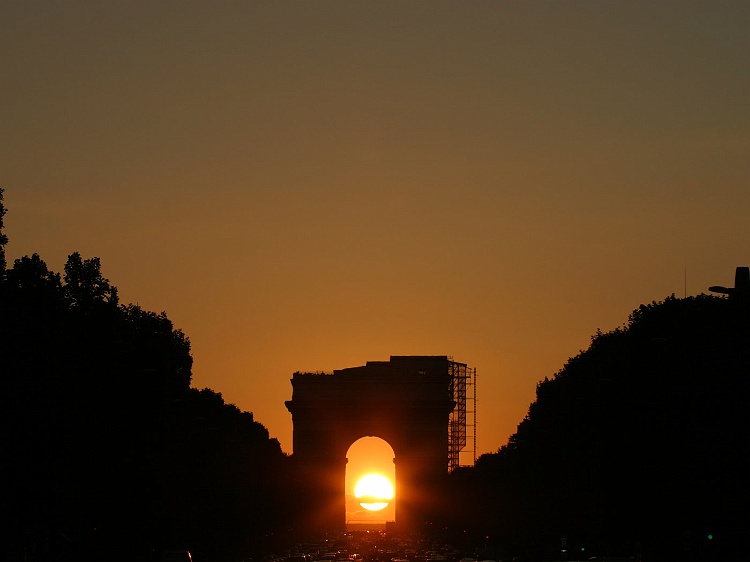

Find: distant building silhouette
[285,355,475,532]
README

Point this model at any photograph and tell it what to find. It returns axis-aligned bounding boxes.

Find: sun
[354,473,394,511]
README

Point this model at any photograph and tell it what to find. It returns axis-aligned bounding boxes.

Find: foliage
[0,246,289,562]
[457,294,749,561]
[63,251,119,308]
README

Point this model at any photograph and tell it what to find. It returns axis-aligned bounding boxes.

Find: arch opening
[345,437,395,529]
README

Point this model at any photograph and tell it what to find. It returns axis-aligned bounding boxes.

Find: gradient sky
[2,1,749,457]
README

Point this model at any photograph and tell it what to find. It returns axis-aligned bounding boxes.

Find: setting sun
[354,473,394,511]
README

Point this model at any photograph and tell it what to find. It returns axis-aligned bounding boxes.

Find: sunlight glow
[354,473,394,511]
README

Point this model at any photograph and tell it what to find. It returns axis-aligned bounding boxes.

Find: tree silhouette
[460,294,749,562]
[1,235,290,561]
[63,251,119,309]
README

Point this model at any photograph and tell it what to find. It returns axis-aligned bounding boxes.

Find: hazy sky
[2,1,749,457]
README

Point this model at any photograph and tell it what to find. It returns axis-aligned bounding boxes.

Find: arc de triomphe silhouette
[285,356,460,531]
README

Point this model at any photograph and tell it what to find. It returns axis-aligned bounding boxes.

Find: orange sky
[2,1,749,457]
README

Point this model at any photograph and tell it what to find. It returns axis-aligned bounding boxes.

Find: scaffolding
[448,359,476,472]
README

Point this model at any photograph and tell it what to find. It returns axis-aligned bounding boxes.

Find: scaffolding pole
[448,360,476,472]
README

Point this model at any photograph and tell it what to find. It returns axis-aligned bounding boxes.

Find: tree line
[0,189,302,561]
[438,293,749,562]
